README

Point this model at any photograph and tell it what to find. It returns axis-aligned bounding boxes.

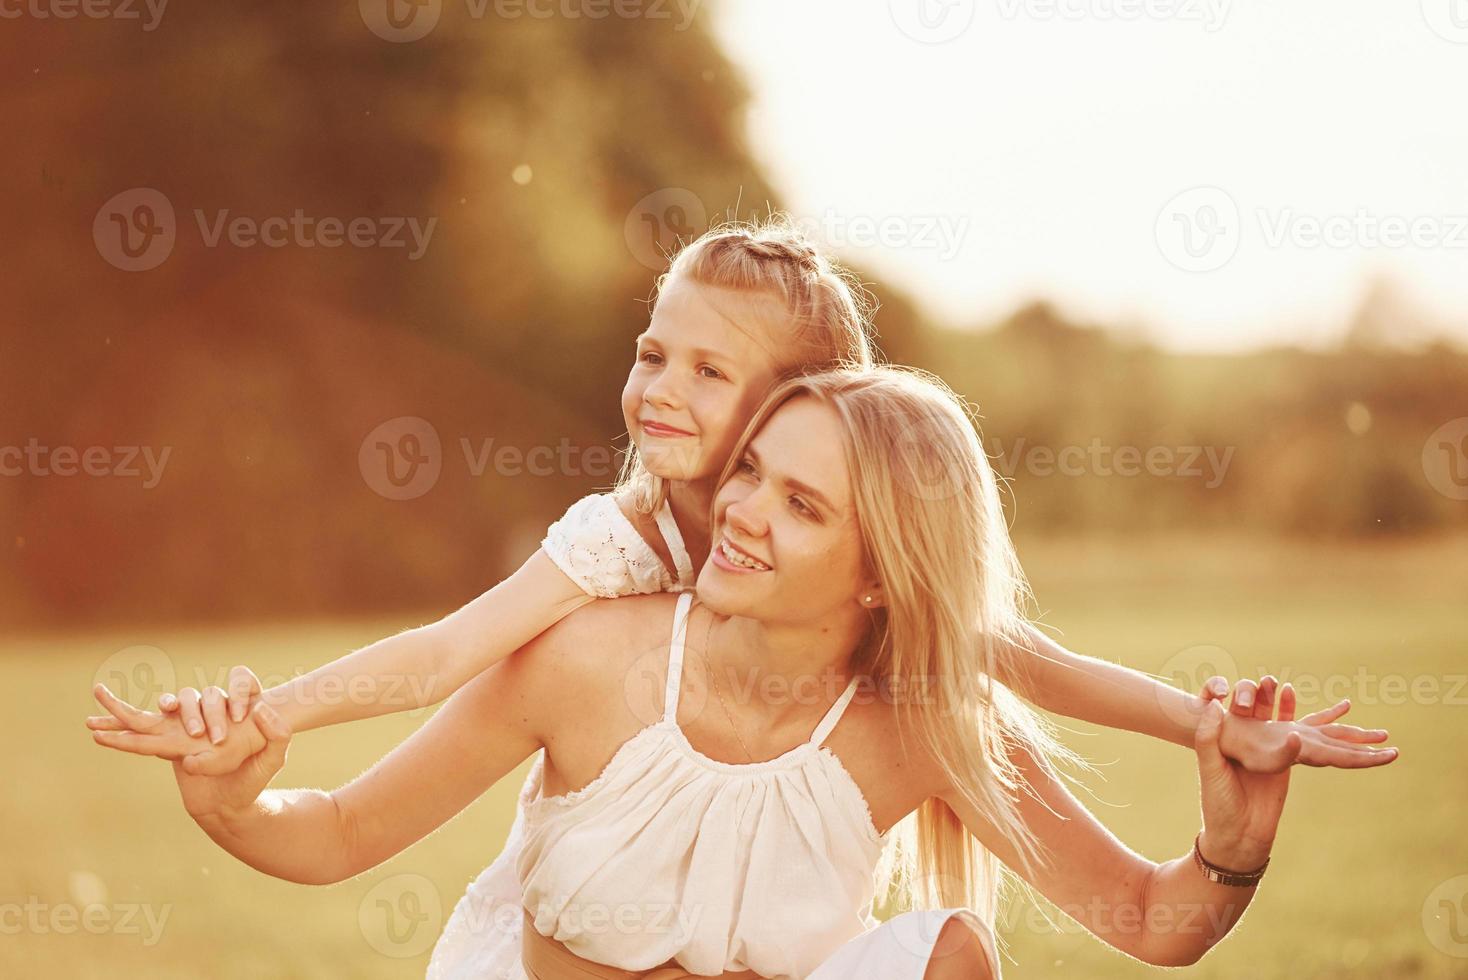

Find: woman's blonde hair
[617,215,877,514]
[716,365,1094,949]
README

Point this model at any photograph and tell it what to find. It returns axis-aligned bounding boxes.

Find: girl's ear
[858,582,887,611]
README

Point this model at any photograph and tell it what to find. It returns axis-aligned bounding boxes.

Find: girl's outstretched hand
[1209,674,1400,773]
[87,683,266,776]
[170,702,291,823]
[87,664,263,744]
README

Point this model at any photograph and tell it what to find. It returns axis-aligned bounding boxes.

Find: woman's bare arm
[172,604,600,884]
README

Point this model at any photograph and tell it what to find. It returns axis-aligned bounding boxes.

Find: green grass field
[4,532,1465,979]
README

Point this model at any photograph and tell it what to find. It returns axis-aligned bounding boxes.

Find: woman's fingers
[200,686,230,745]
[250,703,292,777]
[85,715,129,731]
[1252,676,1277,721]
[1230,678,1260,716]
[159,691,179,713]
[1276,682,1296,723]
[1316,722,1390,743]
[226,665,263,723]
[176,687,205,738]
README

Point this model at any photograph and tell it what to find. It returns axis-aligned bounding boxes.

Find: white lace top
[540,493,696,597]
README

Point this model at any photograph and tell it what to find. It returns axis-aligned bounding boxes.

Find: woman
[92,367,1362,978]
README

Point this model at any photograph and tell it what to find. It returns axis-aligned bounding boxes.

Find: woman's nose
[724,487,769,538]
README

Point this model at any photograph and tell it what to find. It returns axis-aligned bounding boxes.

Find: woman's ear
[857,583,887,610]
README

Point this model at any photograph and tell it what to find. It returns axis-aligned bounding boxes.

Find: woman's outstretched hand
[170,702,292,823]
[87,683,265,776]
[1193,676,1300,871]
[1211,675,1399,773]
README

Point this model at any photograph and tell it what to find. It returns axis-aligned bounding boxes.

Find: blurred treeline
[3,4,1464,628]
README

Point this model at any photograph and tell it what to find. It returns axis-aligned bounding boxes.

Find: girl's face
[622,275,788,484]
[697,396,874,625]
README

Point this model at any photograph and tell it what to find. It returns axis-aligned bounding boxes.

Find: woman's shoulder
[540,491,677,598]
[526,593,683,682]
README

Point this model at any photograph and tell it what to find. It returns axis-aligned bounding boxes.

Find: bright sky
[711,0,1468,351]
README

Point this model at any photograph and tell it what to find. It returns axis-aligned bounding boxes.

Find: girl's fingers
[1298,741,1399,768]
[91,729,178,759]
[226,666,263,723]
[1298,698,1351,726]
[176,687,205,738]
[1201,675,1230,702]
[159,692,179,712]
[92,684,157,731]
[1230,678,1259,716]
[201,686,229,745]
[85,715,128,731]
[1317,723,1389,743]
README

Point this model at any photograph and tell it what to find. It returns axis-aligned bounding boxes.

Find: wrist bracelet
[1192,831,1269,887]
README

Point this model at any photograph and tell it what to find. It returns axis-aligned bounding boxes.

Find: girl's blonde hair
[617,215,877,514]
[716,365,1094,950]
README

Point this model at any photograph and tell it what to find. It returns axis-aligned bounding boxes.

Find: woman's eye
[789,496,815,517]
[736,458,757,476]
[698,365,724,380]
[640,351,663,365]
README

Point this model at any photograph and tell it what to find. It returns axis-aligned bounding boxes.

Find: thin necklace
[700,609,755,763]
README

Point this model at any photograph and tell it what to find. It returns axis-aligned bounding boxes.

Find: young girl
[88,219,1393,971]
[93,366,1395,980]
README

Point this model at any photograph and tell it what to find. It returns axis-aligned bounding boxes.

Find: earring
[863,595,873,604]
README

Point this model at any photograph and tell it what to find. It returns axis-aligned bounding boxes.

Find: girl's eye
[640,351,664,365]
[698,365,725,380]
[789,496,815,518]
[736,457,757,477]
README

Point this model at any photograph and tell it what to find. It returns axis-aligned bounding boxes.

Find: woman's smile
[711,535,773,572]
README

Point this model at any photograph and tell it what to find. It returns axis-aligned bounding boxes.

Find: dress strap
[662,592,696,722]
[808,675,862,748]
[653,500,697,589]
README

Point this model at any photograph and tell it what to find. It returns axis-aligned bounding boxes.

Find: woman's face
[697,396,873,625]
[622,275,787,484]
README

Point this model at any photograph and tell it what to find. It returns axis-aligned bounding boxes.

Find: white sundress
[426,494,999,979]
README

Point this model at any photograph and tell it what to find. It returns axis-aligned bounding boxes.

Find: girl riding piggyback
[90,216,1392,973]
